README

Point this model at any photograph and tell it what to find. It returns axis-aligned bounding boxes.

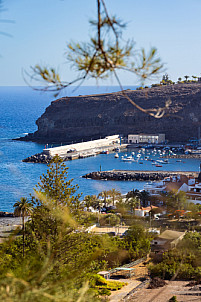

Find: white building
[134,206,158,217]
[186,180,201,203]
[144,174,201,205]
[143,175,188,197]
[128,133,165,144]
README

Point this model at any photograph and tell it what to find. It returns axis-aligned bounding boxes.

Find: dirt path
[127,280,201,302]
[109,279,140,302]
[0,217,29,243]
[109,259,149,301]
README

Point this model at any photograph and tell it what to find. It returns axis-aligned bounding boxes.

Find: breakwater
[23,153,51,163]
[82,170,198,181]
[22,135,126,163]
[164,154,201,159]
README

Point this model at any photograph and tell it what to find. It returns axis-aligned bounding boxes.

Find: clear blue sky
[1,0,201,86]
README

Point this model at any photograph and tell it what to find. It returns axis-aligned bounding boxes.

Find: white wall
[128,134,165,144]
[128,134,139,143]
[43,135,120,156]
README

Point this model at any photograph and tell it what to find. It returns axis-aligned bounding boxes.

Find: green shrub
[99,214,120,226]
[90,274,126,292]
[98,288,111,296]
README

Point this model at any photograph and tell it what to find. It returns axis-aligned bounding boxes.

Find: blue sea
[0,86,200,212]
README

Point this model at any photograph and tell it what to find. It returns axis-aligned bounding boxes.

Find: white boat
[115,153,119,158]
[121,155,134,161]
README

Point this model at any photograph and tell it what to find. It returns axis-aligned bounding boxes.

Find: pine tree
[34,155,81,208]
[31,155,81,240]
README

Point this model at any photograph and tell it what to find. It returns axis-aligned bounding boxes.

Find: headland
[18,83,201,144]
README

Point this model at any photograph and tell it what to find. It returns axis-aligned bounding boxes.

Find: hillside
[22,83,201,143]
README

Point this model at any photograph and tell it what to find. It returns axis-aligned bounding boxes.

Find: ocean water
[0,86,200,212]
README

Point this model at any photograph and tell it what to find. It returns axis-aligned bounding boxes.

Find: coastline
[0,216,23,227]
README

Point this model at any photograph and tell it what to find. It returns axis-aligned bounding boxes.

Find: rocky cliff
[23,83,201,143]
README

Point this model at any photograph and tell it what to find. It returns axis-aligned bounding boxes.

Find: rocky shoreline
[0,211,15,217]
[22,152,52,163]
[82,170,198,181]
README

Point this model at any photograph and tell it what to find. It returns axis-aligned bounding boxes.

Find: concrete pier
[43,135,121,157]
[23,135,127,163]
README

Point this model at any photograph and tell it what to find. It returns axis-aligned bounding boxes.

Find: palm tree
[165,191,187,220]
[192,75,197,82]
[126,196,140,214]
[13,197,33,257]
[184,75,189,82]
[95,196,104,213]
[108,188,121,206]
[98,190,109,207]
[139,190,150,207]
[178,77,182,82]
[84,195,96,211]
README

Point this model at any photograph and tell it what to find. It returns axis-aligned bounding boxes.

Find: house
[128,133,165,144]
[185,176,201,203]
[135,206,158,217]
[143,174,201,205]
[151,230,185,253]
[143,175,189,197]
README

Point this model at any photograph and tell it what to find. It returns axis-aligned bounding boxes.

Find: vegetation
[13,197,33,257]
[151,73,200,88]
[2,157,201,300]
[169,296,178,302]
[0,156,153,301]
[149,232,201,280]
[90,274,126,294]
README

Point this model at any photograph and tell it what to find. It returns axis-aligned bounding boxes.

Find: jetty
[23,135,127,163]
[82,170,198,181]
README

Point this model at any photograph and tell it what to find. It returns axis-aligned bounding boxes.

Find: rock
[0,212,14,217]
[83,170,198,181]
[148,277,167,289]
[18,83,201,144]
[22,152,52,164]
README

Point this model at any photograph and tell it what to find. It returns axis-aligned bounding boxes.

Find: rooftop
[157,230,185,241]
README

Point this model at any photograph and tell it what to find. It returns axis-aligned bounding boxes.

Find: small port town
[22,133,201,206]
[3,133,201,301]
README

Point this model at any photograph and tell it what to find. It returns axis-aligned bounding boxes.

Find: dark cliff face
[24,83,201,143]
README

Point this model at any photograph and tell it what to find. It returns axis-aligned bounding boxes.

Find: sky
[1,0,201,86]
